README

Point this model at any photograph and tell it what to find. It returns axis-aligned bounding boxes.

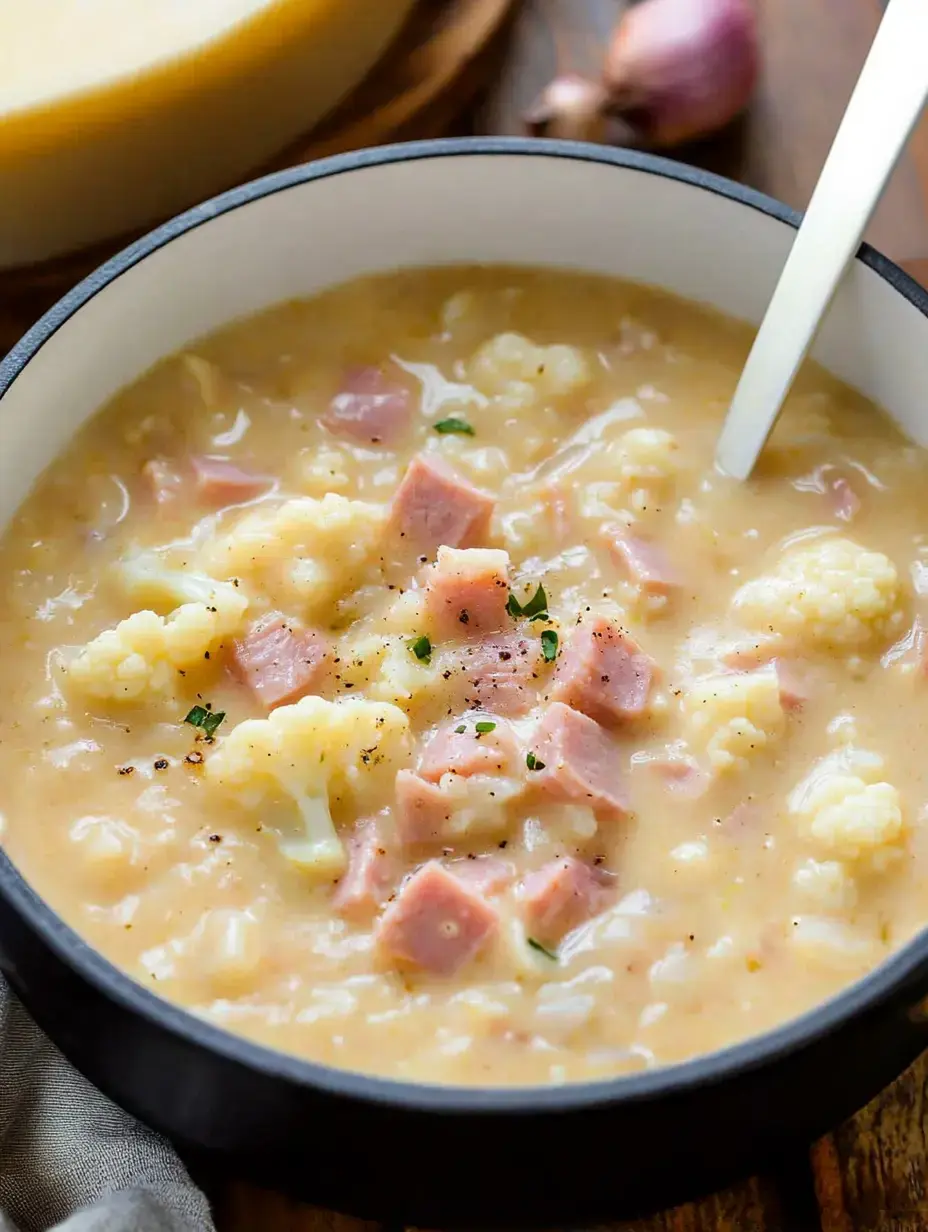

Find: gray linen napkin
[0,989,214,1232]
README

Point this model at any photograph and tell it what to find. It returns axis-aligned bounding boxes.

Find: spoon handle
[715,0,928,481]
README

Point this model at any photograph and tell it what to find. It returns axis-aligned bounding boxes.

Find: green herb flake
[433,418,475,436]
[527,937,558,961]
[455,724,467,734]
[522,584,548,619]
[475,720,497,734]
[408,635,432,664]
[202,710,226,739]
[541,628,559,662]
[508,583,548,621]
[526,751,546,772]
[184,705,225,739]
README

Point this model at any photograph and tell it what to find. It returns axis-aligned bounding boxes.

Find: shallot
[604,0,759,147]
[525,0,759,149]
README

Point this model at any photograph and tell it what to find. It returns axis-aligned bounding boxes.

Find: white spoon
[715,0,928,482]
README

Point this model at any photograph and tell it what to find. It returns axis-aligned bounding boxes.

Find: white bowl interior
[2,147,927,522]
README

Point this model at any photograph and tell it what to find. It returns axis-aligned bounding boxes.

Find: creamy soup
[2,267,926,1087]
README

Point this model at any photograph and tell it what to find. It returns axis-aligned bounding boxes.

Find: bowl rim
[3,135,928,1115]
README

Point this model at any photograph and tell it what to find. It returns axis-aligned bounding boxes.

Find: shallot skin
[604,0,759,148]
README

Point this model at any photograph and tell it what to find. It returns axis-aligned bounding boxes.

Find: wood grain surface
[3,0,928,1228]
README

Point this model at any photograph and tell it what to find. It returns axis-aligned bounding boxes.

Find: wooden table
[4,0,928,1228]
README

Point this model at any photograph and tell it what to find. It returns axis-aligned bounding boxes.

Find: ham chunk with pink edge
[443,632,545,717]
[446,855,515,896]
[425,547,510,638]
[394,770,453,846]
[230,614,329,709]
[322,365,412,445]
[606,530,681,595]
[551,616,655,727]
[418,716,519,782]
[191,456,271,505]
[389,454,494,554]
[377,861,499,975]
[519,856,614,946]
[530,702,628,821]
[332,815,396,917]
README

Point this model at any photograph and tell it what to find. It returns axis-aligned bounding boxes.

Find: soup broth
[1,267,926,1086]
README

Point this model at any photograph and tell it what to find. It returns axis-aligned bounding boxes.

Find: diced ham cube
[322,365,412,445]
[377,860,499,975]
[417,716,519,783]
[551,616,655,726]
[142,458,184,506]
[425,546,510,638]
[389,454,494,554]
[444,632,545,717]
[530,702,628,821]
[191,456,270,505]
[332,816,396,917]
[519,856,614,946]
[394,770,453,846]
[230,614,329,709]
[446,855,515,895]
[606,530,680,595]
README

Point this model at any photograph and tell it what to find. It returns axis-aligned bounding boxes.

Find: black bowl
[2,138,928,1226]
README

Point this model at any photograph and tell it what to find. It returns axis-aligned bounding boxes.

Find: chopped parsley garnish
[526,751,546,771]
[455,724,467,734]
[184,706,225,739]
[506,583,548,620]
[527,937,558,960]
[434,418,475,435]
[541,628,559,662]
[474,720,496,734]
[408,635,432,664]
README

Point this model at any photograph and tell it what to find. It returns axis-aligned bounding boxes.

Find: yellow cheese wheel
[0,0,417,268]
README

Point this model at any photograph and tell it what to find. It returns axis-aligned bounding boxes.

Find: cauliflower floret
[792,858,857,911]
[119,552,247,612]
[206,695,409,880]
[789,748,905,870]
[66,588,248,701]
[788,916,876,970]
[200,493,385,617]
[683,666,785,771]
[731,537,901,649]
[298,445,351,495]
[608,427,680,485]
[436,771,523,839]
[468,332,591,407]
[333,632,438,710]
